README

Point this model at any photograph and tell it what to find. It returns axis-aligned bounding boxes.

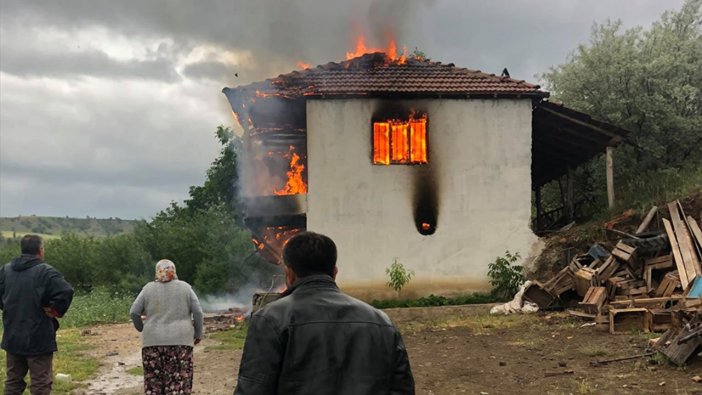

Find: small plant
[486,251,524,300]
[385,258,414,297]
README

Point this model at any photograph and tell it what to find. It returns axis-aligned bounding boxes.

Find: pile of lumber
[525,200,702,364]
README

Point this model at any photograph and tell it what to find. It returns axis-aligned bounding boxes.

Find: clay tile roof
[226,52,547,98]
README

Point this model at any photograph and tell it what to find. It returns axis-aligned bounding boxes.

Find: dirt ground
[72,305,702,394]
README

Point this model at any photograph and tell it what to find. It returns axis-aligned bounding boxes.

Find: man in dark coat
[234,231,414,395]
[0,234,74,395]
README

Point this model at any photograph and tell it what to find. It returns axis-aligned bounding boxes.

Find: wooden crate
[612,241,641,273]
[579,286,607,314]
[523,281,556,308]
[595,256,620,285]
[574,267,597,297]
[661,326,702,366]
[609,307,650,334]
[648,309,675,332]
[654,272,680,297]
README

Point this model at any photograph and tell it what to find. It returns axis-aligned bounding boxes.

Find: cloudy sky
[0,0,685,219]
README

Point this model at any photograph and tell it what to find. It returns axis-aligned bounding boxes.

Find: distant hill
[0,216,143,238]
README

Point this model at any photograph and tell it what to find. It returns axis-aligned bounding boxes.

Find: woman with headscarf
[130,259,204,394]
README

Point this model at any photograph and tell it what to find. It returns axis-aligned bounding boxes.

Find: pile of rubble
[203,307,248,333]
[525,200,702,365]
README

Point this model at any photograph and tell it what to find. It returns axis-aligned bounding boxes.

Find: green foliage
[385,258,414,294]
[371,293,498,309]
[185,125,244,224]
[409,48,428,61]
[487,251,524,300]
[540,0,702,215]
[61,287,134,327]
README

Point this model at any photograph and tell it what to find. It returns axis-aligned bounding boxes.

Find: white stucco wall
[306,99,538,299]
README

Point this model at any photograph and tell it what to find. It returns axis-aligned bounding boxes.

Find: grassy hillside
[0,216,142,238]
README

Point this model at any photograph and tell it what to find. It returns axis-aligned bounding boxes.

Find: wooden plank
[636,206,658,234]
[688,216,702,257]
[609,295,684,309]
[644,255,673,268]
[596,256,619,284]
[669,201,701,279]
[680,201,702,260]
[663,218,690,288]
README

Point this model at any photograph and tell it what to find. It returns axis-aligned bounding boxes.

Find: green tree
[94,234,153,293]
[46,234,100,292]
[185,126,244,224]
[541,0,702,210]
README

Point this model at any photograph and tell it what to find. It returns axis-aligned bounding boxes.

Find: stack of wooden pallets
[524,199,702,364]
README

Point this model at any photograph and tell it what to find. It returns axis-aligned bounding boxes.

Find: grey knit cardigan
[130,280,204,347]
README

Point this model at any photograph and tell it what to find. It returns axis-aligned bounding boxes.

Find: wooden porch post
[567,167,575,222]
[535,186,542,230]
[606,146,615,209]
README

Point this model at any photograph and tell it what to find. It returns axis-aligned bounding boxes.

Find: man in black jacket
[0,234,74,395]
[234,231,414,395]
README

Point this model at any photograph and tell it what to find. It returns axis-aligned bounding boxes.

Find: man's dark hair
[283,232,337,277]
[21,234,44,255]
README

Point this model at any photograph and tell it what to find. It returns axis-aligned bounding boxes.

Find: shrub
[487,251,524,300]
[385,258,414,296]
[370,293,498,309]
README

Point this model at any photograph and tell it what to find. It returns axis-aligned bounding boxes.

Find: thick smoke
[199,273,285,313]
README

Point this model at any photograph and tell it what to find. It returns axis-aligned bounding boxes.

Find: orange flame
[373,112,427,165]
[274,145,307,195]
[345,35,406,63]
[297,61,311,69]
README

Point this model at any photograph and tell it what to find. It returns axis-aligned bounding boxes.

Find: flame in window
[274,145,307,195]
[373,113,427,165]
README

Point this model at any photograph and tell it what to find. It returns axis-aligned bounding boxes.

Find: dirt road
[74,306,702,394]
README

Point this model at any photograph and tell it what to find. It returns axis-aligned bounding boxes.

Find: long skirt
[142,345,194,395]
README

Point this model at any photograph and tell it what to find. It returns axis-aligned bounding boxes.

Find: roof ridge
[224,52,545,97]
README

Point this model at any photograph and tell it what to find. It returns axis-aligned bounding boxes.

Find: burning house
[223,49,629,299]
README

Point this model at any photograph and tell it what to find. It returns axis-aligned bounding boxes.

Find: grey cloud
[0,46,181,82]
[0,0,687,219]
[182,60,234,82]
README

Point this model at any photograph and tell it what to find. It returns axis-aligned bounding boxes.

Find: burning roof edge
[222,52,549,99]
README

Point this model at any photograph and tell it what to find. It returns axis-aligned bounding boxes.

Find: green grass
[0,328,99,394]
[61,288,134,328]
[127,366,144,376]
[206,324,249,351]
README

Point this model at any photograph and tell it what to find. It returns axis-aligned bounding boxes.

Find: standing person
[130,259,204,394]
[0,234,74,395]
[234,231,415,395]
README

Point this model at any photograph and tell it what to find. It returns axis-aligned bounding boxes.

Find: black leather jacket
[234,275,415,395]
